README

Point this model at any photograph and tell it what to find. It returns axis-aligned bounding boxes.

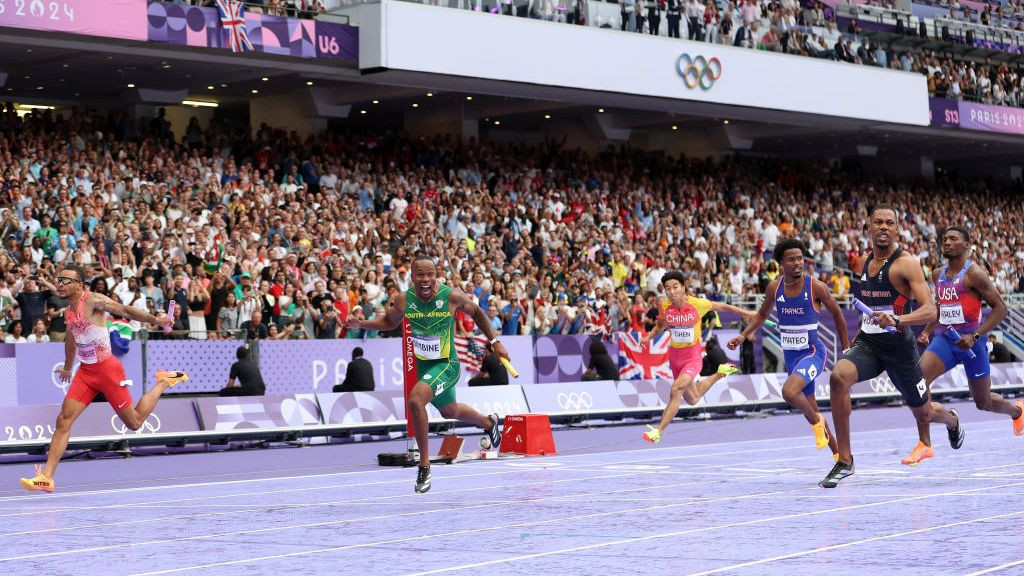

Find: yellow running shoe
[157,370,189,388]
[901,442,935,466]
[811,414,829,450]
[717,363,739,377]
[642,425,661,444]
[19,465,54,493]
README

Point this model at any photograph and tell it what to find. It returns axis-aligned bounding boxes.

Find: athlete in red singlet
[641,271,755,444]
[19,266,187,493]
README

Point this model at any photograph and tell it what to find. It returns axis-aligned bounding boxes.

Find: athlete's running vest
[857,248,913,341]
[66,290,113,365]
[935,260,981,334]
[774,276,820,352]
[660,297,708,349]
[405,285,455,361]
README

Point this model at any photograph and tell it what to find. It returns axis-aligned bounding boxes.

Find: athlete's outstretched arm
[450,289,509,360]
[728,279,778,350]
[968,264,1008,337]
[876,257,936,328]
[814,279,851,350]
[349,293,405,331]
[90,293,168,328]
[708,300,757,322]
[918,269,941,346]
[640,311,667,347]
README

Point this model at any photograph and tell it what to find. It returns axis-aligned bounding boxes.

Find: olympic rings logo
[556,392,593,411]
[676,54,722,90]
[110,413,162,435]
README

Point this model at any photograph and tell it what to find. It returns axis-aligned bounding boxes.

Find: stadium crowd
[0,106,1020,343]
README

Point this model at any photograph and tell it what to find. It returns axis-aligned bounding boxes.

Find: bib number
[670,326,695,345]
[77,343,97,364]
[780,331,809,351]
[939,303,965,325]
[411,335,444,360]
[860,306,893,335]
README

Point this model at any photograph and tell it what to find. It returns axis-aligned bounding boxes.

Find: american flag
[617,331,673,380]
[454,335,489,374]
[216,0,254,53]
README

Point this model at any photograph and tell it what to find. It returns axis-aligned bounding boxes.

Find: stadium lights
[207,85,214,90]
[360,110,367,115]
[412,103,419,108]
[18,104,55,110]
[494,120,501,125]
[261,77,269,81]
[598,108,605,113]
[671,125,678,130]
[251,89,259,94]
[182,100,219,108]
[465,96,473,101]
[544,114,551,119]
[426,92,433,97]
[127,83,135,88]
[306,81,314,86]
[723,120,730,125]
[372,100,379,104]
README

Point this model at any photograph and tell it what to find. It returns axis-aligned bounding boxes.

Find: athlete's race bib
[77,343,98,364]
[411,334,445,360]
[780,331,810,351]
[939,303,966,325]
[670,326,696,345]
[860,306,893,335]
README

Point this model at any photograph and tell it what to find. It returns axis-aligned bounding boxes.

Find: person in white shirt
[27,318,50,343]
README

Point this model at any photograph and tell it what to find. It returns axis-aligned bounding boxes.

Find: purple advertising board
[958,102,1024,135]
[521,381,622,414]
[317,386,529,427]
[15,343,144,406]
[929,98,960,128]
[533,334,619,383]
[0,0,146,40]
[146,2,357,61]
[929,98,1024,135]
[149,337,534,395]
[0,397,198,446]
[195,394,321,431]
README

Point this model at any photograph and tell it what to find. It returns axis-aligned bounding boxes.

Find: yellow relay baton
[499,357,520,379]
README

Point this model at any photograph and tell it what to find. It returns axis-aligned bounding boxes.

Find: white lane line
[724,468,797,473]
[686,509,1024,575]
[396,479,1024,576]
[0,434,853,511]
[964,558,1024,575]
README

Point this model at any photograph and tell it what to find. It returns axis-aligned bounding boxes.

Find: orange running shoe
[19,465,54,493]
[1014,400,1024,437]
[901,442,935,466]
[811,414,829,450]
[157,370,189,388]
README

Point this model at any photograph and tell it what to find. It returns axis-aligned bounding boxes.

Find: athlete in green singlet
[348,256,509,493]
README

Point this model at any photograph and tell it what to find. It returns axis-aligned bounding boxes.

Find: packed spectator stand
[0,106,1020,346]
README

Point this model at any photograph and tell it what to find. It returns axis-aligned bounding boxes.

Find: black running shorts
[840,332,927,408]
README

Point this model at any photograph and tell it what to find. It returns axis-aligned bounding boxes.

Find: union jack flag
[617,331,673,380]
[216,0,254,53]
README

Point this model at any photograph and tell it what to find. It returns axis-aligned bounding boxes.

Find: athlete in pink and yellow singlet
[641,271,755,444]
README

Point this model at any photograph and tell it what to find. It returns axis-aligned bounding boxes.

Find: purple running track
[0,402,1022,575]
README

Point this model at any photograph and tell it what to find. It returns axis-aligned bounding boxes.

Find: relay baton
[164,300,176,333]
[764,319,778,328]
[945,326,977,359]
[852,298,897,333]
[499,357,520,379]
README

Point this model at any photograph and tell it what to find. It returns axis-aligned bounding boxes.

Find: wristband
[489,336,501,345]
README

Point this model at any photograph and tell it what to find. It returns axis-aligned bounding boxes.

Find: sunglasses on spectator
[56,276,81,286]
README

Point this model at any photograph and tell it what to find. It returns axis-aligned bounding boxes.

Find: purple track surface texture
[1,402,1023,575]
